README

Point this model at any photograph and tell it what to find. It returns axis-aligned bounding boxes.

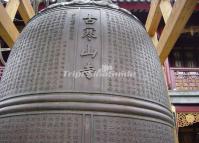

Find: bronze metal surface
[0,0,175,142]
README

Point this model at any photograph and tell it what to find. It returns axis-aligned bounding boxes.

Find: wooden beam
[157,0,197,64]
[0,3,19,47]
[152,32,159,47]
[18,0,35,24]
[145,0,162,36]
[6,0,20,21]
[159,0,172,23]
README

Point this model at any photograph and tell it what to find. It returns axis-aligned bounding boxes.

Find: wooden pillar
[158,0,197,64]
[18,0,35,24]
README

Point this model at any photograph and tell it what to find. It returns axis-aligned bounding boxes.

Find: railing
[168,68,199,90]
[0,66,4,80]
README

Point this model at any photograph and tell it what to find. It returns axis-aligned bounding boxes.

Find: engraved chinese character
[80,45,97,58]
[80,63,96,79]
[82,28,97,41]
[83,14,97,24]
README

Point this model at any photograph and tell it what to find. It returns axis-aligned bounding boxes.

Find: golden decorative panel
[177,112,199,127]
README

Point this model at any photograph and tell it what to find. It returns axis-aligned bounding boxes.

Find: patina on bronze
[0,0,175,142]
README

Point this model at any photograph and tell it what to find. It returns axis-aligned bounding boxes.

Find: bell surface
[0,0,175,143]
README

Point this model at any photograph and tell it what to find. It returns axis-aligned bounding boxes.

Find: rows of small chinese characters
[80,14,98,79]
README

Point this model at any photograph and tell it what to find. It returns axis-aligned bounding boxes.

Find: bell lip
[0,92,174,126]
[0,92,172,112]
[0,111,174,129]
[28,2,144,28]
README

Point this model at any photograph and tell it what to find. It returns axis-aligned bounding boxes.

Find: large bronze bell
[0,0,175,143]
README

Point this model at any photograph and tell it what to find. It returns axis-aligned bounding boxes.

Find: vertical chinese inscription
[80,62,96,79]
[75,9,101,92]
[103,12,134,95]
[80,14,98,80]
[0,114,83,143]
[80,45,97,59]
[93,116,175,143]
[82,28,97,41]
[83,14,97,24]
[69,14,76,40]
[101,10,169,107]
[0,10,69,98]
